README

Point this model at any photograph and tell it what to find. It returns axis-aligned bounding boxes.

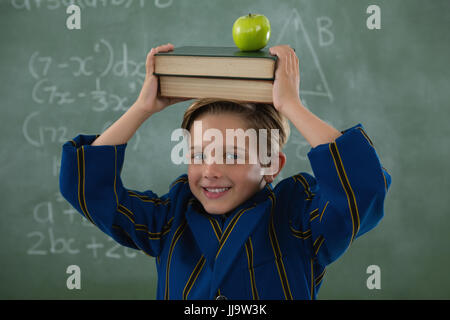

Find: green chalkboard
[1,0,449,299]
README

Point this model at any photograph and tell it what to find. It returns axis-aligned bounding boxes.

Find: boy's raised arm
[269,45,342,148]
[92,43,188,146]
[90,101,154,146]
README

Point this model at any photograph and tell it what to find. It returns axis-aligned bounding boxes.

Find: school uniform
[59,123,391,300]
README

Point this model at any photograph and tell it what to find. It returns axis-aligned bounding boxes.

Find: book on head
[154,46,277,103]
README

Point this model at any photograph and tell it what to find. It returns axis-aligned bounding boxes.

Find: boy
[59,43,391,299]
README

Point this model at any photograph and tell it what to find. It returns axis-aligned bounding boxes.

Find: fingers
[269,45,298,62]
[146,43,175,76]
[269,45,296,57]
[269,45,299,73]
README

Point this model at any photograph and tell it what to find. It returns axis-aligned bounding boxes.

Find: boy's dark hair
[181,98,291,152]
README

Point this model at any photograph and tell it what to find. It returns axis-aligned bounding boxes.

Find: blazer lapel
[185,198,221,267]
[210,185,273,297]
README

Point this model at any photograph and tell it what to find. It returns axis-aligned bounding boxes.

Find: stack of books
[154,46,277,103]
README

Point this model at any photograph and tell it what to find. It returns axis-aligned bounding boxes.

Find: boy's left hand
[269,45,302,114]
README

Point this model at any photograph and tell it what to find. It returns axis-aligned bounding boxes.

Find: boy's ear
[263,152,286,183]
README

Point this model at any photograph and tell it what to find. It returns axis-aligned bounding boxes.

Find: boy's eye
[192,153,204,160]
[190,152,242,163]
[225,152,239,160]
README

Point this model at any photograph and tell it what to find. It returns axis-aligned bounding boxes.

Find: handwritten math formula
[11,0,173,11]
[29,39,144,111]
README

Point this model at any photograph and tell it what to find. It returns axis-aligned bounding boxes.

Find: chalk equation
[27,191,142,259]
[29,40,145,79]
[11,0,173,10]
[27,230,140,258]
[31,77,135,111]
[29,39,144,111]
[22,110,141,151]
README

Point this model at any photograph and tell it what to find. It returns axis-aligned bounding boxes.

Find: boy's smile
[187,112,268,215]
[202,186,231,199]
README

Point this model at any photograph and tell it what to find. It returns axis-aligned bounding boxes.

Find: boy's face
[187,112,268,215]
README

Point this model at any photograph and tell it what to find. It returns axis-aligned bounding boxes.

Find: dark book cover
[154,46,278,60]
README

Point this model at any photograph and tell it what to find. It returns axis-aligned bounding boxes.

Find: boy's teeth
[206,187,230,193]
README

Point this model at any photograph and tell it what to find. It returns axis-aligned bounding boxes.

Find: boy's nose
[203,162,223,179]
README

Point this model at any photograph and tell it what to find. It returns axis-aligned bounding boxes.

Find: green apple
[232,13,271,51]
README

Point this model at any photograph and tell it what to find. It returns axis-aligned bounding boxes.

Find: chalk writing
[276,8,333,101]
[28,40,145,112]
[27,193,142,258]
[11,0,150,10]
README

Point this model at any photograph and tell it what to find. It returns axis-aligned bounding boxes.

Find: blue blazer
[59,124,391,300]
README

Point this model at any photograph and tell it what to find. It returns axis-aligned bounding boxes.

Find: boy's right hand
[134,43,189,114]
